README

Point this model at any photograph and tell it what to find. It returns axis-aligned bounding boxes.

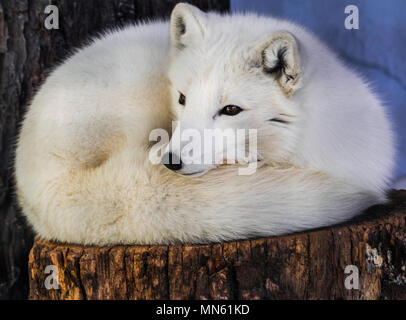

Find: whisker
[278,113,295,118]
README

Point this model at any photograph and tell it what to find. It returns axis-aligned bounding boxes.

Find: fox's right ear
[170,3,206,50]
[249,31,303,96]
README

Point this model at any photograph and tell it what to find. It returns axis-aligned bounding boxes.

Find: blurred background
[232,0,406,188]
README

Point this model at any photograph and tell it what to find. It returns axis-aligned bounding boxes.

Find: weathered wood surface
[0,0,229,300]
[28,190,406,300]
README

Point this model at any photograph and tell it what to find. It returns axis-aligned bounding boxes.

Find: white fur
[15,4,395,245]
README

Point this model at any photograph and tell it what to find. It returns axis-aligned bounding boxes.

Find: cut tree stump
[28,190,406,300]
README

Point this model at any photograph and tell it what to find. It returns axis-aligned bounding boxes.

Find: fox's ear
[251,31,302,96]
[170,3,206,50]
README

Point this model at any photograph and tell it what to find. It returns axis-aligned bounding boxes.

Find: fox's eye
[219,105,243,116]
[178,92,186,106]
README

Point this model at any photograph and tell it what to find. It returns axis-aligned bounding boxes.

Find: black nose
[162,152,183,171]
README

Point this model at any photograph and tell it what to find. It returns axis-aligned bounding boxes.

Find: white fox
[15,3,395,245]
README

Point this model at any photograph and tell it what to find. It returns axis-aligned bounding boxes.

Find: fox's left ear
[251,31,302,96]
[170,3,207,50]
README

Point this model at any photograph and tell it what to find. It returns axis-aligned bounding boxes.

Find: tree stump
[28,190,406,300]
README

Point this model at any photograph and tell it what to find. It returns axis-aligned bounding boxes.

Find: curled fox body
[15,4,395,245]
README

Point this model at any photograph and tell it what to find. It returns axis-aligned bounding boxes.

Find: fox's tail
[17,148,382,245]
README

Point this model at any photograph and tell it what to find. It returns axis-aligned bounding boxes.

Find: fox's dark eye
[220,105,243,116]
[178,92,186,106]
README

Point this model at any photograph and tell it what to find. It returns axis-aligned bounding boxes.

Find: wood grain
[29,190,406,300]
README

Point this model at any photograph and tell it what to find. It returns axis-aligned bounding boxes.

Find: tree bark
[0,0,229,300]
[28,190,406,300]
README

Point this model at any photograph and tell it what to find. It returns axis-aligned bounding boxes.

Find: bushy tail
[18,149,382,245]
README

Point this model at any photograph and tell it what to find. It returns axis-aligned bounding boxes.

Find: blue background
[232,0,406,188]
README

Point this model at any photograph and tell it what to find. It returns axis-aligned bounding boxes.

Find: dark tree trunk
[0,0,230,300]
[28,191,406,300]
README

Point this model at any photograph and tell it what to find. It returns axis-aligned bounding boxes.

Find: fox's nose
[162,152,183,171]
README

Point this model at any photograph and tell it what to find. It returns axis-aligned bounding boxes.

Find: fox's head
[163,3,305,177]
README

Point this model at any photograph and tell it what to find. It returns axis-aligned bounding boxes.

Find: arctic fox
[15,3,395,245]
